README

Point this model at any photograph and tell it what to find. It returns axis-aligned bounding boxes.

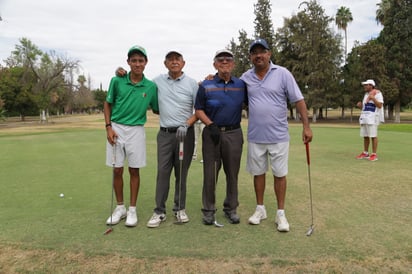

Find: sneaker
[192,155,197,161]
[202,214,215,225]
[368,154,378,161]
[106,206,126,225]
[275,214,290,232]
[146,213,166,228]
[224,211,240,224]
[356,152,369,160]
[200,159,204,163]
[175,209,189,223]
[125,208,138,227]
[248,207,267,225]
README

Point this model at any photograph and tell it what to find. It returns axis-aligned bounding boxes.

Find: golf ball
[59,193,64,198]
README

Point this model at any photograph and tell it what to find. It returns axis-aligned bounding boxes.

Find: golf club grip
[179,141,184,160]
[305,142,310,165]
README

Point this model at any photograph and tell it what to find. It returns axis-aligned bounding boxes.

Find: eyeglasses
[215,56,234,62]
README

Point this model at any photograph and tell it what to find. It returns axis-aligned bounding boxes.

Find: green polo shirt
[106,73,158,126]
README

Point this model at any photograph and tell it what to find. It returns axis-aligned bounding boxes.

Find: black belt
[218,124,240,132]
[160,126,193,133]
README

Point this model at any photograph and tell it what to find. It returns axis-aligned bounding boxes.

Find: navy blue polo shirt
[195,74,247,126]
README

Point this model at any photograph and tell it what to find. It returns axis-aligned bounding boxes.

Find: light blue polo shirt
[241,62,304,143]
[153,72,198,127]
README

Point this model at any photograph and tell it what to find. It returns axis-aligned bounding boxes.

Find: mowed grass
[0,115,411,273]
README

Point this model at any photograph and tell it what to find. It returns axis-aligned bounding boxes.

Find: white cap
[214,49,233,59]
[165,50,183,59]
[361,79,375,87]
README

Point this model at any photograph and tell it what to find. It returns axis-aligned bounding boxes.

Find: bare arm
[186,114,198,127]
[195,109,213,126]
[103,101,118,144]
[295,99,313,144]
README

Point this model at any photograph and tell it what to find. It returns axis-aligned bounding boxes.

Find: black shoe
[224,212,240,224]
[202,215,214,225]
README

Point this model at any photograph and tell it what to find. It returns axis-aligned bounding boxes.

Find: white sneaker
[146,213,166,228]
[248,206,267,225]
[106,205,126,225]
[276,214,290,232]
[175,209,189,223]
[125,208,138,227]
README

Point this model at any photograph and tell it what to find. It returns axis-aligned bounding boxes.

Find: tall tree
[0,66,38,119]
[229,30,251,77]
[253,0,277,61]
[376,0,391,25]
[6,38,80,121]
[335,6,353,64]
[276,0,342,121]
[378,0,412,122]
[343,40,397,120]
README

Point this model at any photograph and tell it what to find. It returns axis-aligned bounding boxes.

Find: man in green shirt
[104,45,158,227]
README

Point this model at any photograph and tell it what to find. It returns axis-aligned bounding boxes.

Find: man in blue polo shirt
[195,49,247,225]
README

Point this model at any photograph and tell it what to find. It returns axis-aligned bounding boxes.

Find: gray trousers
[201,127,243,216]
[154,127,194,214]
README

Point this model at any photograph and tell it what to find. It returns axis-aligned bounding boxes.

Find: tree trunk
[312,108,317,123]
[394,99,401,123]
[289,108,295,120]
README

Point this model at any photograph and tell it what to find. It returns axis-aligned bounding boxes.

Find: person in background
[116,50,198,228]
[241,38,312,232]
[104,45,158,227]
[356,79,384,161]
[195,49,247,225]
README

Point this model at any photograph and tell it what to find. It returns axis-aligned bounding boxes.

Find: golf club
[103,140,116,235]
[305,142,314,236]
[214,160,224,228]
[174,141,185,225]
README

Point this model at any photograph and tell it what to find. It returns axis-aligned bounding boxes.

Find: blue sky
[0,0,382,90]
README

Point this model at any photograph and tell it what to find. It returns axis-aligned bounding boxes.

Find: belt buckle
[220,127,226,132]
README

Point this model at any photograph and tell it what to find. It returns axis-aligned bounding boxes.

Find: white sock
[257,205,265,210]
[128,206,136,212]
[364,151,369,155]
[116,204,125,210]
[277,209,285,216]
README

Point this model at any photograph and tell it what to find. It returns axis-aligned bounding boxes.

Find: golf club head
[103,227,113,235]
[214,221,224,228]
[306,226,314,236]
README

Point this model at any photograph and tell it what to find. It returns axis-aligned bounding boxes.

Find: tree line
[228,0,411,122]
[1,0,411,122]
[0,38,106,121]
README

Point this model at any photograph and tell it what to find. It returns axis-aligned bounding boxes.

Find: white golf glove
[176,125,188,142]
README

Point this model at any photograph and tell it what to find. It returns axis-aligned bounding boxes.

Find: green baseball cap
[128,45,147,58]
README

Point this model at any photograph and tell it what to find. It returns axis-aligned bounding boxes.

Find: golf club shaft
[305,143,314,227]
[214,159,223,227]
[176,141,184,222]
[105,140,116,235]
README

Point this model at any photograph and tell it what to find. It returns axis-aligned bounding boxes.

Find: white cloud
[0,0,382,90]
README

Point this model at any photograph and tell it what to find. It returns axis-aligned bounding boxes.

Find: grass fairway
[0,114,411,273]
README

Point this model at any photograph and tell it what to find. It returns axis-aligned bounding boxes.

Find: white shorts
[246,142,289,177]
[360,124,378,138]
[106,122,146,168]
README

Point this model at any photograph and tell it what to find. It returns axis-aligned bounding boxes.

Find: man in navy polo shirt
[195,49,247,225]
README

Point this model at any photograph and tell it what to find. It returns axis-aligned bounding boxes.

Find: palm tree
[376,0,391,25]
[335,6,353,64]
